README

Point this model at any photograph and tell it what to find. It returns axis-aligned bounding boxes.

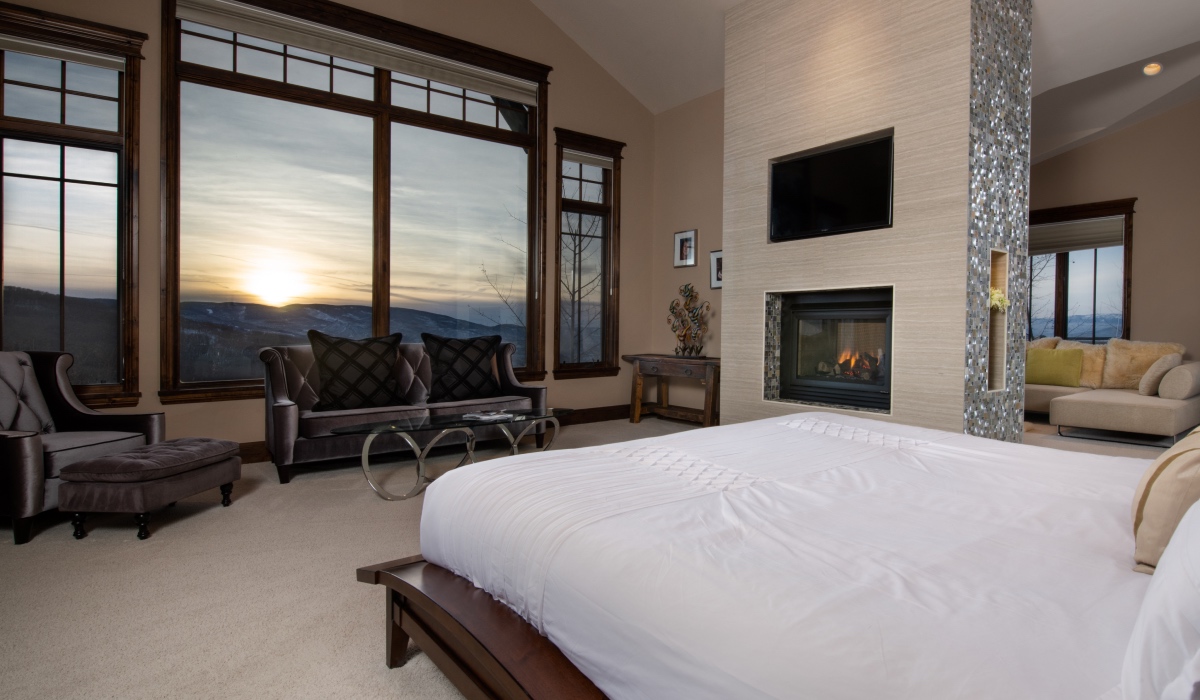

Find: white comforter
[420,413,1153,700]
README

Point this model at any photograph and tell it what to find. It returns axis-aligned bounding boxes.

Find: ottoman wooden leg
[13,516,33,545]
[72,513,88,540]
[135,513,150,540]
[220,483,233,507]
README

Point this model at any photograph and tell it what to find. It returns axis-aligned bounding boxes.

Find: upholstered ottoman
[58,437,241,540]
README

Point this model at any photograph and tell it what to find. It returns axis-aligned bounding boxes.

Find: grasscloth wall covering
[963,0,1033,441]
[722,0,1031,436]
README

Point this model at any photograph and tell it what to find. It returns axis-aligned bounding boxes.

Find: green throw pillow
[1026,348,1084,387]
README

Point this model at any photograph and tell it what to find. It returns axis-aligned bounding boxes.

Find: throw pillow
[1057,340,1107,389]
[307,330,404,412]
[1027,336,1061,351]
[1102,338,1187,390]
[1131,431,1200,573]
[1121,500,1200,698]
[1140,353,1183,396]
[1160,363,1200,401]
[1025,348,1084,387]
[421,333,502,403]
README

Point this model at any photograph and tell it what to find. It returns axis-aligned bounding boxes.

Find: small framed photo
[710,250,723,289]
[674,229,697,267]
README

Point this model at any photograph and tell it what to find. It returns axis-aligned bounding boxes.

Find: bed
[359,412,1160,699]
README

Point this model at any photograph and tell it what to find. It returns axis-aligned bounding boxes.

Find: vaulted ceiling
[530,0,1200,159]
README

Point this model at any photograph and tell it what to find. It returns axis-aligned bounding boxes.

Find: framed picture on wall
[710,250,723,289]
[674,229,697,267]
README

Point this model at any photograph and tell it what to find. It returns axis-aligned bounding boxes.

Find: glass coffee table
[330,409,571,501]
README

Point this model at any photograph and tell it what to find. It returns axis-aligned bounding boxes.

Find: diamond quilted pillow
[421,333,502,403]
[307,330,404,411]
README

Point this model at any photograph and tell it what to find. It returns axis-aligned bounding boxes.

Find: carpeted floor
[0,415,1165,699]
[0,418,691,700]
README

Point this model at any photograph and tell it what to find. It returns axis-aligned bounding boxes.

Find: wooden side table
[621,354,721,427]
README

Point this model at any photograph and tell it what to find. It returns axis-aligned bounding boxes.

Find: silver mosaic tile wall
[764,294,782,400]
[963,0,1033,441]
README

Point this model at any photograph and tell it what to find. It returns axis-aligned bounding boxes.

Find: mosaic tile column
[963,0,1033,441]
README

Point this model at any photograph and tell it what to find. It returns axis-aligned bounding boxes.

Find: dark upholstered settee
[259,342,545,484]
[1,352,164,543]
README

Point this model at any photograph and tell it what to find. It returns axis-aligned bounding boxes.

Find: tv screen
[769,133,893,242]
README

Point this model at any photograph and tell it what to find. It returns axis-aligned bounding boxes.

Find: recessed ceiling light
[1143,62,1163,76]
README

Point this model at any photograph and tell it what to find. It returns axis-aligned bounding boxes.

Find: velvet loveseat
[259,342,545,484]
[1,351,164,543]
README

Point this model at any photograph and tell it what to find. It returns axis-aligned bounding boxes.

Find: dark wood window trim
[0,2,146,408]
[1028,197,1135,342]
[552,127,623,381]
[159,0,550,403]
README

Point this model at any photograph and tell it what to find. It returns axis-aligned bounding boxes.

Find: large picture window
[1028,199,1134,344]
[553,128,623,379]
[160,0,549,402]
[0,6,145,406]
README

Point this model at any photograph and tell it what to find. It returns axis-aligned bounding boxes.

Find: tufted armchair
[259,342,545,484]
[1,351,163,544]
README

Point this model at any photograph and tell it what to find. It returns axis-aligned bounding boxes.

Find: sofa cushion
[1027,336,1060,351]
[1026,348,1083,387]
[1050,389,1200,438]
[1024,383,1091,413]
[41,431,145,478]
[426,396,533,416]
[1130,432,1200,573]
[1103,339,1187,390]
[59,437,239,483]
[1160,363,1200,401]
[1057,340,1107,389]
[0,351,55,433]
[299,405,430,439]
[1141,354,1183,396]
[308,330,405,411]
[422,334,502,403]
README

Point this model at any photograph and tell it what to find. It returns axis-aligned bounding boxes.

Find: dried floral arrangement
[668,283,710,356]
[989,287,1010,312]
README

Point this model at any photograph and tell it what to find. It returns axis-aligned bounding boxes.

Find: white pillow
[1123,500,1200,699]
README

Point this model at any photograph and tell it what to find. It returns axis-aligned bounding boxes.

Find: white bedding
[420,413,1154,699]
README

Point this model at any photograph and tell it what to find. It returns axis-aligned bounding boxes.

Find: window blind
[562,148,613,170]
[1029,215,1125,256]
[175,0,539,106]
[0,35,125,71]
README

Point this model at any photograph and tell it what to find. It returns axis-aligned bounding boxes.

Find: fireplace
[779,287,893,410]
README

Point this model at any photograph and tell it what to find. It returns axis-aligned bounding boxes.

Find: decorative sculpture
[668,283,711,356]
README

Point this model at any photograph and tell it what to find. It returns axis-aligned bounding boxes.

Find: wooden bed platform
[357,556,606,700]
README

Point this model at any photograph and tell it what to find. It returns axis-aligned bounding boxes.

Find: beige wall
[648,88,725,409]
[29,0,659,442]
[721,0,973,431]
[1030,97,1200,358]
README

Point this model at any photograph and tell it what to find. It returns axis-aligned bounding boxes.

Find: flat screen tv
[769,131,893,242]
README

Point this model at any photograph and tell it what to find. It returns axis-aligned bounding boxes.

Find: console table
[622,354,721,428]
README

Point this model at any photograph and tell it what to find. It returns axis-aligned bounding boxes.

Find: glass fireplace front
[780,288,892,410]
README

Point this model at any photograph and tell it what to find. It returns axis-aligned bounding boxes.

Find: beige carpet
[0,418,691,700]
[0,415,1163,699]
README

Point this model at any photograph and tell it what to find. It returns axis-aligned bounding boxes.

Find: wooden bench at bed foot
[58,437,241,540]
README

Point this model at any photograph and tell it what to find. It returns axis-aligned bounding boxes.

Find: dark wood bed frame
[357,556,606,699]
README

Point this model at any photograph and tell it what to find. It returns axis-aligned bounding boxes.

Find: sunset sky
[178,82,528,325]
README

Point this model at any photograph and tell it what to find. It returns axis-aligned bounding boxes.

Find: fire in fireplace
[780,287,892,410]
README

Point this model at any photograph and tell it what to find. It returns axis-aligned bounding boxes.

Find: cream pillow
[1160,363,1200,401]
[1103,338,1187,390]
[1027,337,1060,351]
[1140,353,1183,396]
[1132,431,1200,573]
[1057,340,1106,389]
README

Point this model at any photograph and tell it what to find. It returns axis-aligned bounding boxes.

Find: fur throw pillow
[1027,337,1060,351]
[1057,340,1107,389]
[1103,339,1187,390]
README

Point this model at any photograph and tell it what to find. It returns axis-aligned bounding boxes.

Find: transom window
[162,0,549,402]
[0,9,145,407]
